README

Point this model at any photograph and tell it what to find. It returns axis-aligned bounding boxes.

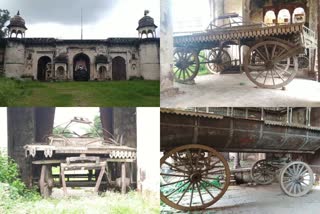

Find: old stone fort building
[0,11,160,81]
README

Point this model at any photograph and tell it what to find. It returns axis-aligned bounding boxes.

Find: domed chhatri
[137,10,157,38]
[7,10,27,38]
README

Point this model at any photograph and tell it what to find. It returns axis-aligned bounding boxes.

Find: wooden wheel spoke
[161,178,189,187]
[255,48,267,62]
[253,70,266,80]
[199,181,215,199]
[263,70,269,84]
[270,70,275,85]
[163,161,188,174]
[264,44,270,60]
[189,183,195,207]
[245,41,296,89]
[177,182,192,205]
[201,178,223,191]
[271,44,277,59]
[161,173,188,178]
[272,69,285,81]
[161,144,230,210]
[196,181,204,205]
[165,180,190,198]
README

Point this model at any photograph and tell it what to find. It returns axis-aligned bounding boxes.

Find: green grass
[0,78,159,106]
[1,191,159,214]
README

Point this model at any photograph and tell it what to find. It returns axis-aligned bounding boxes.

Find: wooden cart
[160,108,320,211]
[24,118,136,197]
[173,13,317,88]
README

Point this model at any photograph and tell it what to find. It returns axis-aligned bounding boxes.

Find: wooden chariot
[173,13,317,89]
[24,118,136,197]
[160,108,320,211]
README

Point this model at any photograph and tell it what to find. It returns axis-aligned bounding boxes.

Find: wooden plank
[61,167,67,195]
[32,159,61,165]
[94,166,105,192]
[121,163,126,194]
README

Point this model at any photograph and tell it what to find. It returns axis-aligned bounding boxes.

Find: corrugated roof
[161,108,223,119]
[264,120,320,131]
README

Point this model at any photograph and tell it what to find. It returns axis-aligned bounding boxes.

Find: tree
[0,9,10,38]
[87,115,103,137]
[52,126,73,137]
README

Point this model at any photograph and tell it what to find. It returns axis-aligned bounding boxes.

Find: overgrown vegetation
[0,77,159,106]
[0,152,40,213]
[0,77,31,106]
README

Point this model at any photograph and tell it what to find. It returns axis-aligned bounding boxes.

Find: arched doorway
[37,56,52,81]
[73,53,90,81]
[112,56,126,80]
[278,9,291,24]
[293,7,305,23]
[98,66,107,80]
[264,10,276,25]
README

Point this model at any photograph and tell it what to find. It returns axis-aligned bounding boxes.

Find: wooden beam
[121,162,126,194]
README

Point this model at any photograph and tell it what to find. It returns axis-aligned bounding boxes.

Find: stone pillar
[7,108,35,186]
[100,108,114,139]
[160,0,177,95]
[136,107,160,197]
[308,0,318,77]
[35,108,55,142]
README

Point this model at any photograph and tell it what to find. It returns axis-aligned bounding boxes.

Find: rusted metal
[161,109,320,211]
[161,108,320,154]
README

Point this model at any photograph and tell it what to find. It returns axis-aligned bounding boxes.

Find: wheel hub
[190,173,202,183]
[265,60,274,70]
[176,60,190,70]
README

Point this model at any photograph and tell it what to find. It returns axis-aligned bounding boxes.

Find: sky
[0,107,99,148]
[0,0,160,39]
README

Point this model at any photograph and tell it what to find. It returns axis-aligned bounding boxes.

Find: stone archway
[98,66,107,80]
[37,56,52,81]
[112,56,126,80]
[73,53,90,81]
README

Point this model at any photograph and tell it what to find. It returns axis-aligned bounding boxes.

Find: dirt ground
[161,74,320,107]
[161,184,320,214]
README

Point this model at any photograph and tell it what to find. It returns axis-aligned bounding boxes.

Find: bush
[0,153,40,201]
[0,77,28,106]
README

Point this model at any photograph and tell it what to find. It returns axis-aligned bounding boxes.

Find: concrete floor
[161,74,320,107]
[161,184,320,214]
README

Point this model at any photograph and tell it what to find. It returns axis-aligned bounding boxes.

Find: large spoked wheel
[251,159,276,185]
[39,165,54,198]
[160,144,230,211]
[244,41,298,89]
[173,49,199,83]
[205,48,232,74]
[280,161,314,197]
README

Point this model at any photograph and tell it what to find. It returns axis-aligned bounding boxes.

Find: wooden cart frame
[24,117,136,197]
[160,108,320,211]
[173,13,317,89]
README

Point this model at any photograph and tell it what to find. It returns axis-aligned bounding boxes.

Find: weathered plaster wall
[160,0,175,92]
[139,42,160,80]
[3,40,160,81]
[4,40,25,77]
